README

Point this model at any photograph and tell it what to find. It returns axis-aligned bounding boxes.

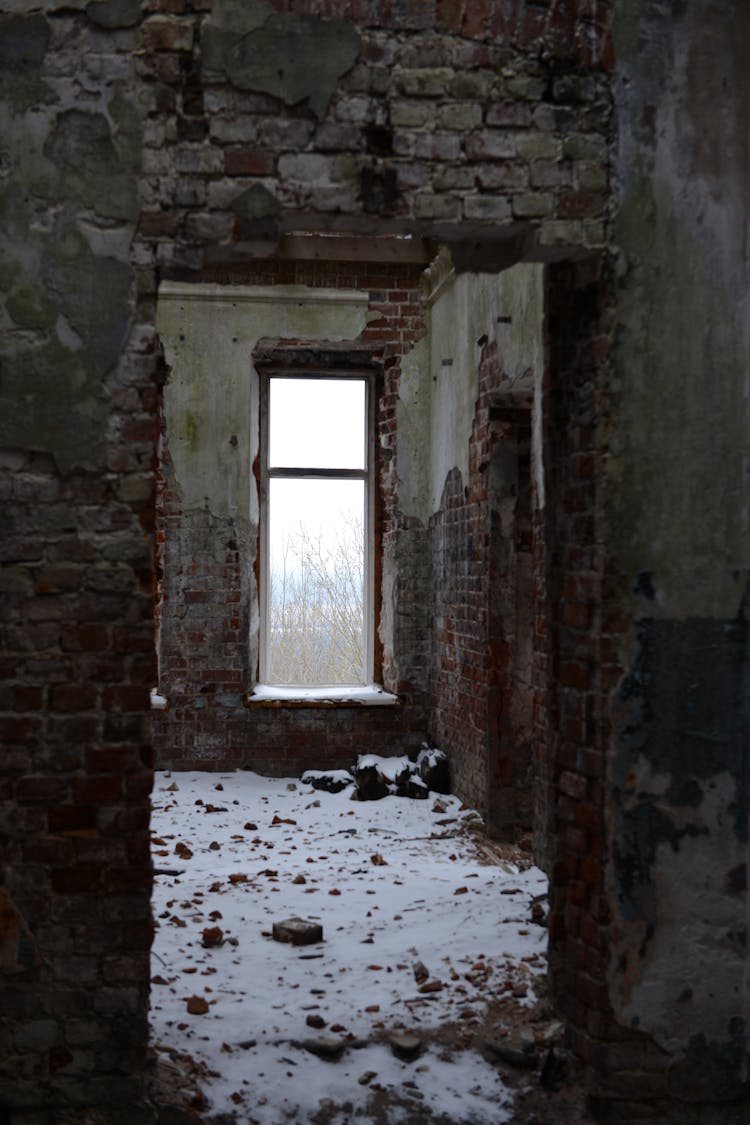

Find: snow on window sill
[245,684,398,708]
[150,688,169,710]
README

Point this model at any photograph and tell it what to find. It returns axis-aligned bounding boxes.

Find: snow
[248,684,398,705]
[150,771,548,1123]
[150,689,168,710]
[355,753,413,782]
[416,746,444,770]
[301,769,354,787]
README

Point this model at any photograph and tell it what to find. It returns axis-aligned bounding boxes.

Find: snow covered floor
[149,770,548,1123]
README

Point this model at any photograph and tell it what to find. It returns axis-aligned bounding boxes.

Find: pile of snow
[303,746,450,802]
[150,770,547,1123]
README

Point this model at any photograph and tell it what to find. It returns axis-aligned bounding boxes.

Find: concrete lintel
[157,281,369,308]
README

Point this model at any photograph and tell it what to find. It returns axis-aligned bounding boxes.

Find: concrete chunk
[272,917,323,945]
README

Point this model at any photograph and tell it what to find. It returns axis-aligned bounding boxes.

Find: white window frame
[258,366,376,691]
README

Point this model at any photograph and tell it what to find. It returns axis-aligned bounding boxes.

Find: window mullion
[259,371,270,683]
[261,370,372,689]
[269,467,367,480]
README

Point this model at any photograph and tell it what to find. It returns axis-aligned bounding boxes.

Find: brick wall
[428,338,537,838]
[15,1,733,1119]
[0,449,156,1118]
[152,258,432,772]
[0,359,158,1117]
[136,0,612,271]
[0,4,159,1117]
[542,259,625,1081]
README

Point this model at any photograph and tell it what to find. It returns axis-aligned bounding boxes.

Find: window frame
[257,362,377,690]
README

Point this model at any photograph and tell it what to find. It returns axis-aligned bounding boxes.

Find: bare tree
[268,513,364,685]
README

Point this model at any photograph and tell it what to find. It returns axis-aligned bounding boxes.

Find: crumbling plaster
[0,11,143,474]
[606,0,750,1097]
[157,283,370,517]
[157,282,371,681]
[202,0,361,121]
[397,258,544,524]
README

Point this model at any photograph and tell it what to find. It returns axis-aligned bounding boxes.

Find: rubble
[271,917,324,946]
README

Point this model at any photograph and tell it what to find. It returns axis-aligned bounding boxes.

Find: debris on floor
[302,745,451,802]
[149,770,591,1124]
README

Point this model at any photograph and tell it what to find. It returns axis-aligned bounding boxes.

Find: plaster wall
[0,5,156,1118]
[428,263,544,511]
[424,262,545,828]
[605,0,750,1106]
[152,261,431,772]
[158,283,370,519]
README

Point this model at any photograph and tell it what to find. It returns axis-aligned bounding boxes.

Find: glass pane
[268,477,365,685]
[269,378,365,469]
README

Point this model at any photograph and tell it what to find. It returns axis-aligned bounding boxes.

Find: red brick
[50,684,97,711]
[559,769,588,801]
[51,865,101,894]
[73,777,123,803]
[16,777,68,804]
[224,148,274,176]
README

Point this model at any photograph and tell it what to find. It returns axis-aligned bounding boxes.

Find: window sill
[244,684,398,708]
[150,688,169,711]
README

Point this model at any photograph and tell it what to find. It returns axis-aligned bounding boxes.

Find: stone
[394,774,429,799]
[414,192,460,220]
[203,7,361,120]
[463,194,512,221]
[302,1037,346,1060]
[302,770,354,794]
[351,764,390,802]
[86,0,142,29]
[390,1034,422,1061]
[512,192,555,218]
[530,894,548,926]
[396,67,454,97]
[418,747,450,794]
[201,926,223,947]
[539,1046,569,1090]
[186,996,209,1015]
[485,1036,539,1069]
[272,917,323,945]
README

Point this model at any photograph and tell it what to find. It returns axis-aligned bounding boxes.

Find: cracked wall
[153,262,431,772]
[3,0,748,1120]
[598,0,750,1114]
[0,4,157,1121]
[424,261,545,836]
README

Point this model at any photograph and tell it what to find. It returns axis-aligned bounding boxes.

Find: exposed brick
[224,148,275,176]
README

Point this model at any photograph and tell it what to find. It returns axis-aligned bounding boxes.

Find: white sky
[269,377,365,470]
[268,378,368,558]
[267,376,366,577]
[266,378,368,683]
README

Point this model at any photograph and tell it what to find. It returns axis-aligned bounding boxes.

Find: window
[258,364,374,689]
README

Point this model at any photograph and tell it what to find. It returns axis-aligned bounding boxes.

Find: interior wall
[424,262,545,838]
[10,1,746,1121]
[596,0,750,1116]
[0,6,156,1119]
[153,259,431,772]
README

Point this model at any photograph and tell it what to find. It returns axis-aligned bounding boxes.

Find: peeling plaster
[612,769,747,1062]
[157,283,370,518]
[0,25,140,472]
[395,336,430,522]
[607,2,750,1085]
[426,263,543,515]
[202,0,360,120]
